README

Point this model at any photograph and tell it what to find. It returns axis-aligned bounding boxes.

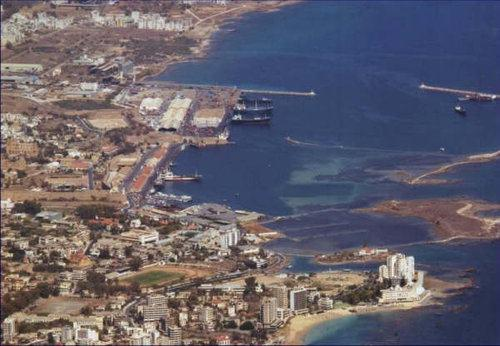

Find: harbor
[120,81,303,208]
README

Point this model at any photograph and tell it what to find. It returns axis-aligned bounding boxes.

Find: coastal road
[194,6,243,27]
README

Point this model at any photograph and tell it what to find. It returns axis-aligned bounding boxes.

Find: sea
[156,1,500,344]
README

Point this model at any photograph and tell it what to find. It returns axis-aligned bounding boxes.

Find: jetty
[141,80,315,97]
[419,83,499,100]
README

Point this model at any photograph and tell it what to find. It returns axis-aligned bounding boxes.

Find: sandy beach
[279,273,472,345]
[408,150,500,185]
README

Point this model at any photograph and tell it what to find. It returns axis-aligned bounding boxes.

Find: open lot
[119,264,217,287]
[32,296,108,316]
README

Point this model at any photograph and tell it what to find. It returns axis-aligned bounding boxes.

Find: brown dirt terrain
[2,189,127,209]
[32,297,109,316]
[359,198,500,241]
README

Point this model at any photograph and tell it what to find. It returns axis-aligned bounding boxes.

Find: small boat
[439,147,446,152]
[454,105,466,115]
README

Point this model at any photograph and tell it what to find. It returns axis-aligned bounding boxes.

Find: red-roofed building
[214,334,231,346]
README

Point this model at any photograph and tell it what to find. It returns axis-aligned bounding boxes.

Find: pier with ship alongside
[419,83,499,117]
[118,81,315,207]
[231,95,274,124]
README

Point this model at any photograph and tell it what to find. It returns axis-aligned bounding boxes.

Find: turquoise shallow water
[156,1,500,343]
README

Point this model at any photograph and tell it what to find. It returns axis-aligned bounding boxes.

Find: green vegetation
[337,278,390,305]
[157,221,183,235]
[122,270,184,287]
[239,321,255,331]
[75,204,116,219]
[129,256,143,271]
[17,318,72,334]
[77,271,139,298]
[54,99,117,110]
[1,283,59,321]
[12,200,41,215]
[33,263,65,273]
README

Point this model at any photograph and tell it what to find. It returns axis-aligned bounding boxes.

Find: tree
[47,332,55,345]
[224,320,237,329]
[12,200,41,215]
[244,277,256,295]
[80,305,93,316]
[36,282,52,299]
[129,256,142,271]
[99,247,111,259]
[49,250,60,261]
[11,247,26,262]
[75,204,116,219]
[124,246,133,258]
[239,321,254,331]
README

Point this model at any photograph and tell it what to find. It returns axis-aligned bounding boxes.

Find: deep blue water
[157,1,500,344]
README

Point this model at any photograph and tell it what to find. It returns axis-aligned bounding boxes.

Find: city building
[167,325,182,344]
[1,317,16,343]
[199,306,214,324]
[143,304,169,322]
[215,334,231,345]
[381,253,415,285]
[289,288,308,314]
[260,297,277,326]
[276,307,290,321]
[5,140,40,158]
[269,285,289,309]
[318,297,334,310]
[120,229,159,245]
[218,225,240,249]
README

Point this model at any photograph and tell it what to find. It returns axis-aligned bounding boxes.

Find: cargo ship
[231,112,271,124]
[234,96,273,113]
[154,169,201,186]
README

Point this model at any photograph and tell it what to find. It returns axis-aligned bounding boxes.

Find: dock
[141,80,315,97]
[419,83,499,100]
[240,88,315,96]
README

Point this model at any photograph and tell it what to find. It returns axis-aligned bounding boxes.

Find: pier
[419,83,499,100]
[141,80,315,97]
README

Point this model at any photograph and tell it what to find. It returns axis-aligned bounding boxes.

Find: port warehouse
[159,97,192,131]
[192,107,226,128]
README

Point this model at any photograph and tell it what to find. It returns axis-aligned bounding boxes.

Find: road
[194,6,243,27]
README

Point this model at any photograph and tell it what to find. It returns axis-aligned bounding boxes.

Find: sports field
[122,270,184,287]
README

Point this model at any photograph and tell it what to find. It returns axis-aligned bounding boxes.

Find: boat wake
[284,136,453,156]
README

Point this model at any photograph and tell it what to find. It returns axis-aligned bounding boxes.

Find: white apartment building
[260,297,277,325]
[318,297,334,310]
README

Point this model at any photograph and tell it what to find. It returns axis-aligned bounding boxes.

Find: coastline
[407,150,500,185]
[357,198,500,241]
[282,273,471,345]
[140,0,300,82]
[282,302,425,345]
